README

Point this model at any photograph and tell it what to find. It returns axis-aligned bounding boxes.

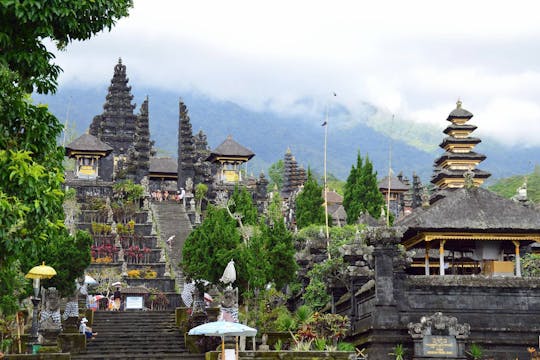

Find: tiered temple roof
[281,148,306,199]
[89,59,153,182]
[177,99,196,189]
[431,100,491,189]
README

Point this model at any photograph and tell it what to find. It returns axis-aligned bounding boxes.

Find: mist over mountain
[36,85,538,184]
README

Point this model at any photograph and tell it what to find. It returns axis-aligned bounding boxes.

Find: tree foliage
[182,188,297,297]
[181,206,242,285]
[0,1,131,314]
[0,0,133,93]
[267,159,284,191]
[343,152,385,224]
[0,67,92,313]
[296,168,326,229]
[230,186,258,226]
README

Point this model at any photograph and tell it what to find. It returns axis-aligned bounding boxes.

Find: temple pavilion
[207,135,254,183]
[397,101,540,277]
[65,133,113,180]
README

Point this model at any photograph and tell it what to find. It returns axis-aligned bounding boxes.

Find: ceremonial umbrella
[25,262,57,297]
[188,321,257,359]
[219,259,236,284]
[84,275,98,285]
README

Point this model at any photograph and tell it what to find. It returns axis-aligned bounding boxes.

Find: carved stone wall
[342,226,540,360]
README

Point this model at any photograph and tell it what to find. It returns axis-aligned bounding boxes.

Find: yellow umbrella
[25,262,57,279]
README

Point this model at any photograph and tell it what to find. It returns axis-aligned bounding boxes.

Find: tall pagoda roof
[207,135,254,162]
[443,124,477,134]
[149,157,178,174]
[439,137,481,148]
[433,151,487,166]
[447,100,473,120]
[378,175,409,191]
[65,133,113,156]
[397,187,540,234]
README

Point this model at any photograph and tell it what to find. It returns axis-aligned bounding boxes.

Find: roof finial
[118,57,122,64]
[456,98,462,109]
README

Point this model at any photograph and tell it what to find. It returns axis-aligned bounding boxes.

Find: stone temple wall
[342,226,540,360]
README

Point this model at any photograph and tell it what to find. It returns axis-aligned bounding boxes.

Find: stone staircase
[151,201,193,293]
[72,311,204,360]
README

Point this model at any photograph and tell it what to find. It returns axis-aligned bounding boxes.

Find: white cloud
[50,0,540,145]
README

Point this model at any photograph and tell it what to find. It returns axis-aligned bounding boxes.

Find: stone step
[70,310,201,360]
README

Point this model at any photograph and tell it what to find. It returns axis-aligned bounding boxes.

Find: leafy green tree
[296,168,325,228]
[267,159,284,190]
[343,152,385,224]
[0,1,131,314]
[0,0,133,94]
[230,186,258,225]
[181,206,242,285]
[0,68,92,313]
[40,230,93,297]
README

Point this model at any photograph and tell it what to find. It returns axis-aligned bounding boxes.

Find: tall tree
[295,168,325,229]
[0,1,132,314]
[343,152,385,224]
[181,206,242,285]
[0,0,133,94]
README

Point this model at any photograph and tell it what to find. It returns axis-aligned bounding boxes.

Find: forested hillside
[36,85,539,183]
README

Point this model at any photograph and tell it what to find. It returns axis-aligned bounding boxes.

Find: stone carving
[39,288,62,330]
[219,286,239,322]
[408,312,470,359]
[408,312,470,339]
[185,177,193,194]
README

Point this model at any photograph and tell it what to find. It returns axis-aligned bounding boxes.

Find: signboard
[125,296,144,310]
[422,335,457,357]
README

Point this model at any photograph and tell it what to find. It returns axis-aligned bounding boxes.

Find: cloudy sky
[51,0,540,146]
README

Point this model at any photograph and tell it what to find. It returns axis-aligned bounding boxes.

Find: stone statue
[185,177,194,194]
[40,288,62,330]
[219,286,239,322]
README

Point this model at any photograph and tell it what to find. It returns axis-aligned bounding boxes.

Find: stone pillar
[439,240,446,276]
[425,242,430,275]
[365,226,405,359]
[513,241,521,277]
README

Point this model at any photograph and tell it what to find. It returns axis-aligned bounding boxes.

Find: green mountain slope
[35,85,540,183]
[489,166,540,203]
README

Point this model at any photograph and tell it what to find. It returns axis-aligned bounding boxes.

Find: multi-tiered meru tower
[431,100,491,189]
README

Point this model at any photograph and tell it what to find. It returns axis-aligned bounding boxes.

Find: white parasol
[219,259,236,285]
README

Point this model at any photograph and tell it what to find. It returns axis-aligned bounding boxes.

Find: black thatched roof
[447,101,473,120]
[397,187,540,233]
[439,137,481,148]
[207,135,254,162]
[433,151,486,166]
[431,168,491,184]
[65,133,113,153]
[149,157,178,174]
[443,123,477,134]
[378,175,409,191]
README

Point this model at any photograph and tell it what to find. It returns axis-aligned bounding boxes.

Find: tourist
[164,190,169,201]
[79,317,97,339]
[113,287,122,311]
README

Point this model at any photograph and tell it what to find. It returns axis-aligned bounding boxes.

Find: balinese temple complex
[396,101,540,277]
[65,58,267,215]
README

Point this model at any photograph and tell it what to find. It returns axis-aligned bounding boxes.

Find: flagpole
[324,104,329,241]
[386,115,394,226]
